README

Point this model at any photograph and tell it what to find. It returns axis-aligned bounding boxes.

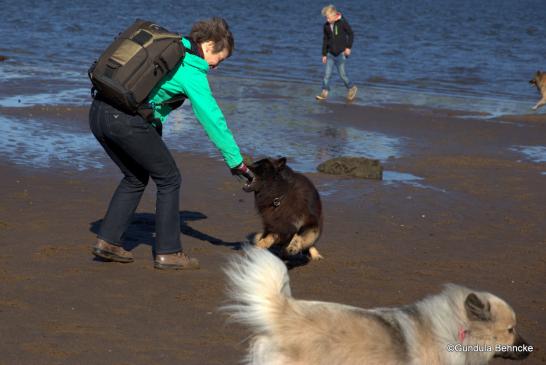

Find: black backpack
[88,19,187,119]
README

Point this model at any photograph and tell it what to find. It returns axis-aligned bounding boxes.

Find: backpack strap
[139,39,201,114]
[154,94,187,108]
[137,93,186,123]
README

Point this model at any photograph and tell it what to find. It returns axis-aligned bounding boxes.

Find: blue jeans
[89,97,182,254]
[322,53,354,91]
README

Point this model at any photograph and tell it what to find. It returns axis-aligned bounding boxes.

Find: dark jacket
[322,16,354,56]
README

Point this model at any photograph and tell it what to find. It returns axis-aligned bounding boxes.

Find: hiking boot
[92,239,134,263]
[347,86,358,101]
[154,252,200,270]
[315,90,329,100]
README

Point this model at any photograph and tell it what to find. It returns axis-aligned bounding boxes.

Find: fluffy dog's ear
[275,157,287,170]
[465,293,492,321]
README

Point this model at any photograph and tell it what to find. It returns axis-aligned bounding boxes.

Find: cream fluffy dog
[223,246,532,365]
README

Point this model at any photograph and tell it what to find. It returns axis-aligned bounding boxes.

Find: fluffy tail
[223,246,291,334]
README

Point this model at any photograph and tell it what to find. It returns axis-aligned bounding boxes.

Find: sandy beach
[0,101,545,365]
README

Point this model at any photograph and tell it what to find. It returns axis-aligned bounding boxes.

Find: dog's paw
[308,247,324,260]
[255,233,277,249]
[286,235,304,254]
[286,240,303,256]
[252,232,263,244]
[285,245,300,255]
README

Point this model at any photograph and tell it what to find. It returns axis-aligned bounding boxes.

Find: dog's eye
[508,327,514,334]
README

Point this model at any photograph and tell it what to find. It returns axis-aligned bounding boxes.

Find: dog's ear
[537,70,542,76]
[275,157,287,170]
[465,293,492,321]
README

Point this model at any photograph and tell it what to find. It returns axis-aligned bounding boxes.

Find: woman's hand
[231,162,254,183]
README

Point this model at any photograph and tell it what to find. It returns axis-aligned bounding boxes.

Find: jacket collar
[182,38,209,72]
[326,15,343,26]
[188,38,205,58]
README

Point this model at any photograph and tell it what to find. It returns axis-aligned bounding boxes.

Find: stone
[317,157,383,180]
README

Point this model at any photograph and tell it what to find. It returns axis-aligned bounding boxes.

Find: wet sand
[0,102,545,364]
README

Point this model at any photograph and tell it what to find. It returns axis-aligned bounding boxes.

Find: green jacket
[148,38,243,169]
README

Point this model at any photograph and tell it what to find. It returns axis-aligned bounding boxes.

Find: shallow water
[383,171,449,192]
[0,105,446,193]
[0,75,538,118]
[165,100,404,173]
[0,0,545,116]
[0,116,103,171]
[1,1,544,189]
[1,73,543,192]
[0,88,89,108]
[511,145,546,163]
[0,101,404,175]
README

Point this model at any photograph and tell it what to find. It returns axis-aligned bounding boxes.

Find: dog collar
[458,327,466,342]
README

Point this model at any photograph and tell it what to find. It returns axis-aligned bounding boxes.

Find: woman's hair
[189,17,234,57]
[321,4,337,16]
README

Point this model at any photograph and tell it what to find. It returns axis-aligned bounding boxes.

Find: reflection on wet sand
[511,145,546,163]
[0,116,102,171]
[1,76,543,193]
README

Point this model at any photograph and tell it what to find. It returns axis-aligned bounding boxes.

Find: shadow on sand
[90,210,310,268]
[89,210,243,252]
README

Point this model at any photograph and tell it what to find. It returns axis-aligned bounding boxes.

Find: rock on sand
[317,157,383,180]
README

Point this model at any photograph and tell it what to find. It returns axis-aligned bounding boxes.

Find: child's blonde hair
[321,4,337,16]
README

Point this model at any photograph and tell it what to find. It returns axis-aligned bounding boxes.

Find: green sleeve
[183,75,243,169]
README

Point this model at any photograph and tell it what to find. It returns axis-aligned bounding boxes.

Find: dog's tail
[223,245,292,334]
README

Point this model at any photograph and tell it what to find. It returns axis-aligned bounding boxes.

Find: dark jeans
[89,97,182,254]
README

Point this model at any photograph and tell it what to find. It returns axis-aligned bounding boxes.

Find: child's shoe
[315,90,329,100]
[346,86,358,101]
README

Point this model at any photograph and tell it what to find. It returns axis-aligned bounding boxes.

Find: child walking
[316,4,358,101]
